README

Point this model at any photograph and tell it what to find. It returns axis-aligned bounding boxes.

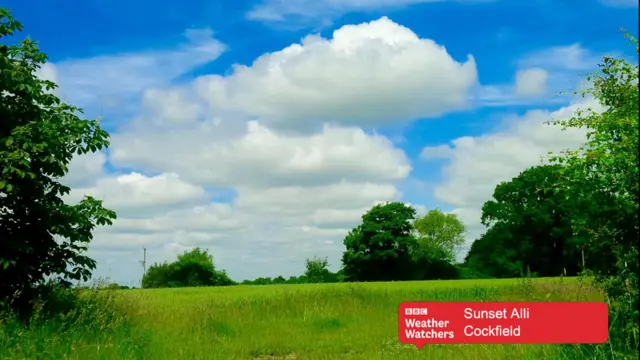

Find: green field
[2,277,610,360]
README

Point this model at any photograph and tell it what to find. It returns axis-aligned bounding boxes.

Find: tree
[477,165,587,277]
[304,256,339,283]
[413,209,465,263]
[142,248,235,288]
[546,36,638,350]
[0,9,116,317]
[341,202,417,281]
[464,224,529,279]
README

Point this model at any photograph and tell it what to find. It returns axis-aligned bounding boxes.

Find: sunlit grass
[2,277,619,360]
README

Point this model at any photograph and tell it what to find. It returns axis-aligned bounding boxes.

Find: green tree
[478,165,586,277]
[413,209,465,263]
[341,202,417,281]
[0,9,116,316]
[463,225,523,278]
[304,256,339,283]
[142,248,235,288]
[547,37,638,352]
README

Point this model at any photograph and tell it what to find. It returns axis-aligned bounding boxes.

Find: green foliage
[240,258,342,285]
[412,209,465,263]
[465,165,587,278]
[545,34,639,353]
[304,256,340,283]
[142,248,235,288]
[463,35,638,357]
[0,281,146,359]
[464,225,523,278]
[342,202,418,281]
[0,8,116,317]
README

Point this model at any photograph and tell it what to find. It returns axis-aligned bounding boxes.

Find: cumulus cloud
[50,17,472,283]
[141,87,203,124]
[110,120,411,188]
[193,17,478,131]
[515,68,548,97]
[67,172,207,218]
[422,99,605,252]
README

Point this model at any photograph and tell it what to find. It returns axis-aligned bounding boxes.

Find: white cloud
[80,174,403,282]
[194,17,478,131]
[142,88,203,124]
[420,144,454,159]
[35,63,59,84]
[67,172,207,218]
[515,68,548,97]
[50,29,225,114]
[110,119,411,188]
[476,43,610,107]
[62,152,107,188]
[423,99,605,252]
[247,0,495,26]
[518,43,606,72]
[47,18,463,283]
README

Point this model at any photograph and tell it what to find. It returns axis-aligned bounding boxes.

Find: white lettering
[405,329,455,339]
[463,308,508,319]
[463,325,521,337]
[405,318,450,328]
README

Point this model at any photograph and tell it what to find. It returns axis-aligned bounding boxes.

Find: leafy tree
[0,9,116,317]
[546,36,638,350]
[142,262,179,288]
[412,209,465,263]
[304,256,339,283]
[477,165,587,277]
[341,202,417,281]
[142,248,235,288]
[464,224,526,278]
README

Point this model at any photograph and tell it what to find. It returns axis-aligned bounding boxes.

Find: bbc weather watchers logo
[405,307,428,316]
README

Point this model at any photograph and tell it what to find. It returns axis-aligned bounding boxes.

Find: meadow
[2,276,618,360]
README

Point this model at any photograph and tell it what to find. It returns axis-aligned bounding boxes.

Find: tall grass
[0,285,146,360]
[1,277,635,359]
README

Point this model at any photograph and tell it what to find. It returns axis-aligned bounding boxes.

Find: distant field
[110,277,601,360]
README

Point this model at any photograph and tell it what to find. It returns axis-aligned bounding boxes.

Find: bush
[142,248,235,288]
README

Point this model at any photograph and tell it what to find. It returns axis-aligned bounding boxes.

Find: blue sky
[3,0,638,285]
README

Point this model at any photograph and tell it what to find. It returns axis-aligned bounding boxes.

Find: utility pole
[139,247,147,287]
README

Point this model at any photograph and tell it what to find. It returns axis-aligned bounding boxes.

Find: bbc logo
[405,308,428,315]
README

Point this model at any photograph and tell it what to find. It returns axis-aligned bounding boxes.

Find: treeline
[143,177,609,287]
[141,207,467,288]
[141,180,600,289]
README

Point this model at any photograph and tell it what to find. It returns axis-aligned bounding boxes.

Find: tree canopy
[0,8,116,316]
[142,248,235,288]
[465,165,582,277]
[413,209,465,263]
[341,202,417,281]
[546,39,638,347]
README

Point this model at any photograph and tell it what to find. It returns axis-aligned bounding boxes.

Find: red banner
[398,302,608,347]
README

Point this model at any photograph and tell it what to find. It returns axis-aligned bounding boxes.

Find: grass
[3,276,629,360]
